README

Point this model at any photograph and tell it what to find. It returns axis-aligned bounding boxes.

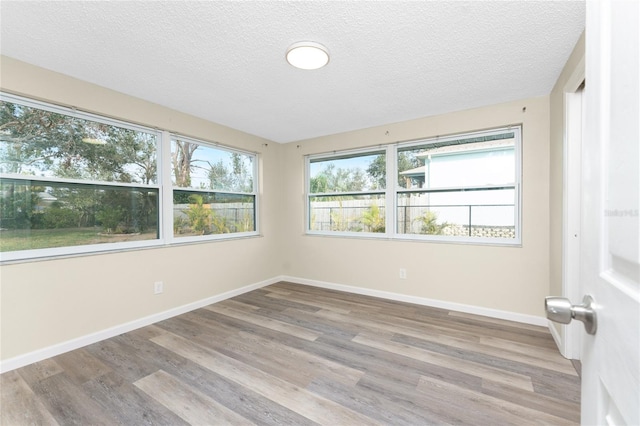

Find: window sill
[304,231,521,248]
[0,233,263,265]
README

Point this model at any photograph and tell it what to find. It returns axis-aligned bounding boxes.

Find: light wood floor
[1,282,581,425]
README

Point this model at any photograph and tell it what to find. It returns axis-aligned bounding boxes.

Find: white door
[581,0,639,424]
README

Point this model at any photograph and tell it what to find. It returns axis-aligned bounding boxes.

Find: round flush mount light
[286,41,330,70]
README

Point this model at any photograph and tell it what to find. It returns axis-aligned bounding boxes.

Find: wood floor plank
[0,371,59,426]
[14,358,63,390]
[314,306,481,344]
[228,330,365,386]
[272,282,420,313]
[448,310,553,332]
[431,314,558,349]
[85,337,159,382]
[181,327,320,388]
[307,376,444,426]
[393,332,581,403]
[181,309,244,337]
[117,332,315,426]
[265,290,352,314]
[135,370,254,425]
[481,378,581,422]
[186,325,364,389]
[82,370,190,426]
[50,347,112,385]
[352,331,535,391]
[125,323,168,339]
[532,373,582,404]
[270,285,396,316]
[417,375,577,425]
[480,335,579,375]
[354,370,461,425]
[204,303,321,341]
[220,298,262,311]
[151,331,382,425]
[27,372,119,425]
[259,306,362,340]
[0,282,580,425]
[233,289,322,313]
[314,332,484,392]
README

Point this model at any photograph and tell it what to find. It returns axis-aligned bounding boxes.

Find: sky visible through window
[171,139,254,192]
[309,154,379,180]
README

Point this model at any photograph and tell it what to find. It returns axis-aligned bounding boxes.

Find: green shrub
[38,206,81,229]
[185,194,211,234]
[362,204,385,233]
[96,206,125,233]
[416,210,449,235]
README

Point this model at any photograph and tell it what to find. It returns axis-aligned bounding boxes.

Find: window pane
[173,190,255,236]
[309,194,385,233]
[0,101,158,184]
[171,138,254,193]
[310,151,385,193]
[0,179,159,252]
[398,133,515,189]
[397,189,516,238]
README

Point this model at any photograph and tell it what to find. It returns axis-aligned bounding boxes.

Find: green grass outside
[0,228,157,252]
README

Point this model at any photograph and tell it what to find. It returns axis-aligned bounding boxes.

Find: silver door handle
[545,295,597,335]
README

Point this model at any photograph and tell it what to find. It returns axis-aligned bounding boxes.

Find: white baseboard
[0,277,278,373]
[280,275,548,327]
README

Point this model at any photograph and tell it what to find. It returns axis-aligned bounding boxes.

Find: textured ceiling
[0,1,585,143]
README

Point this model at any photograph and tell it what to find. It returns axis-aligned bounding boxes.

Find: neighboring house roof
[400,166,426,178]
[400,138,515,180]
[416,138,514,158]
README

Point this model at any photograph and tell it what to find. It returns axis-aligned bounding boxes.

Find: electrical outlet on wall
[154,281,164,294]
[399,268,407,279]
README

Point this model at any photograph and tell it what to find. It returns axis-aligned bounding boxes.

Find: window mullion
[160,131,174,242]
[305,157,312,232]
[386,145,397,236]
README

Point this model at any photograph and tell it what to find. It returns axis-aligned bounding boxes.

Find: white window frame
[0,93,260,263]
[394,126,522,246]
[305,126,522,246]
[167,133,259,244]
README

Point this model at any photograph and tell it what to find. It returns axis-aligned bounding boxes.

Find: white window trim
[168,133,259,245]
[305,126,522,246]
[0,173,160,189]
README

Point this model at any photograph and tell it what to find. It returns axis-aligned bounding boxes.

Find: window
[308,149,386,234]
[306,127,521,245]
[396,128,520,243]
[0,93,258,261]
[170,136,256,240]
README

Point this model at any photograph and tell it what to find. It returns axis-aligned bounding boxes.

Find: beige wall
[549,33,586,336]
[0,57,284,361]
[280,97,551,317]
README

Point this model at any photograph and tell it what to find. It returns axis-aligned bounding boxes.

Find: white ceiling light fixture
[286,41,330,70]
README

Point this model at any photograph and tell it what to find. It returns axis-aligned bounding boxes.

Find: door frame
[560,57,585,360]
